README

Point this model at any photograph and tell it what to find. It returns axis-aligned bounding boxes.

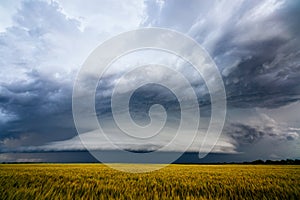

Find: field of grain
[0,164,299,199]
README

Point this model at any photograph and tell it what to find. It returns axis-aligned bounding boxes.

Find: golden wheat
[0,164,299,199]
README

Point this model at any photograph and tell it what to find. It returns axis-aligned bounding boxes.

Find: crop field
[0,164,299,199]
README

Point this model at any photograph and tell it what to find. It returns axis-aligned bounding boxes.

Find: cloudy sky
[0,0,299,163]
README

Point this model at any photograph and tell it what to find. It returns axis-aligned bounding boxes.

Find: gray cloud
[226,123,265,145]
[0,70,75,150]
[223,112,300,159]
[226,122,299,146]
[0,0,86,151]
[143,0,300,109]
[0,0,299,162]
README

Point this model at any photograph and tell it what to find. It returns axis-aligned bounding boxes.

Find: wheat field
[0,164,299,199]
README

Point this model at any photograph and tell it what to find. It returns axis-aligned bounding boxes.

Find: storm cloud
[0,0,299,162]
[143,0,300,109]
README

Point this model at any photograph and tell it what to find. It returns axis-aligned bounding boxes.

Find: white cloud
[0,0,22,32]
[242,0,284,22]
[0,0,147,85]
[54,0,146,33]
[23,128,237,154]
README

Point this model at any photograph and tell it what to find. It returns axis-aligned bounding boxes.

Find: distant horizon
[1,150,299,164]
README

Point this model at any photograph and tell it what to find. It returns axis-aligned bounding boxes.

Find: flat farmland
[0,164,299,199]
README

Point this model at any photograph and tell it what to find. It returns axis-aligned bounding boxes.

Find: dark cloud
[0,0,84,151]
[144,0,300,109]
[0,70,76,149]
[0,0,299,162]
[226,123,264,145]
[211,2,300,109]
[220,37,300,108]
[225,119,299,148]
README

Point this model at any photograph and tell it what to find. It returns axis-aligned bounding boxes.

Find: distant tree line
[1,159,300,165]
[242,159,300,165]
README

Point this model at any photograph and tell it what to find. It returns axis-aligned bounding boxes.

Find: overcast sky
[0,0,299,163]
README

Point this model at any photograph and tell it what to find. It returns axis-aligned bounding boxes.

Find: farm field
[0,164,299,199]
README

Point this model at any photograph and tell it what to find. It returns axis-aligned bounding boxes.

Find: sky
[0,0,299,163]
